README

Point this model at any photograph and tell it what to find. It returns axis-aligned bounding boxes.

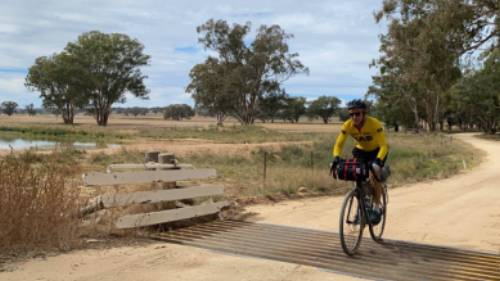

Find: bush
[163,104,195,120]
[0,152,81,252]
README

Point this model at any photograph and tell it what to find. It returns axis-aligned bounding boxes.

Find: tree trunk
[96,108,110,126]
[216,112,225,127]
[62,103,74,124]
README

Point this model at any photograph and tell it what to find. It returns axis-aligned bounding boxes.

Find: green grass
[0,126,127,143]
[0,124,324,144]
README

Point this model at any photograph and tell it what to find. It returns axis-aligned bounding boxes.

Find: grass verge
[174,132,481,201]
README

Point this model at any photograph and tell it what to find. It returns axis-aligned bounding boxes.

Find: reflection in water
[0,138,119,150]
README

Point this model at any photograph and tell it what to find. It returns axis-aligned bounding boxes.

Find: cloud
[0,0,386,107]
[0,73,40,107]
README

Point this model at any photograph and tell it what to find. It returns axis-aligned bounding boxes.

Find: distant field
[0,114,341,131]
[0,113,481,202]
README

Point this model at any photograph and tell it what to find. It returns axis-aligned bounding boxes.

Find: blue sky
[0,0,386,108]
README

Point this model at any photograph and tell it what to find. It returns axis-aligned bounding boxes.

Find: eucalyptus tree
[450,48,500,134]
[370,0,499,131]
[0,101,17,116]
[257,91,288,123]
[306,96,341,124]
[187,19,308,125]
[163,104,195,121]
[65,31,150,126]
[281,96,306,123]
[26,52,85,124]
[25,104,36,116]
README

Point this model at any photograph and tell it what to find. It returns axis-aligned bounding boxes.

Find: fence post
[263,152,268,183]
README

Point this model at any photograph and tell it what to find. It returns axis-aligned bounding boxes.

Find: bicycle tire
[339,188,364,256]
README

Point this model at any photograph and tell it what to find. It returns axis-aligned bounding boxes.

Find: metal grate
[152,220,500,281]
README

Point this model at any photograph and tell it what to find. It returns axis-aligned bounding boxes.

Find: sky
[0,0,387,108]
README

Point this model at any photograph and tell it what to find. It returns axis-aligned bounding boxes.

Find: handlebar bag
[336,158,369,181]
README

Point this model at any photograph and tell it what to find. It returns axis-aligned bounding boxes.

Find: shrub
[0,152,81,252]
[163,104,195,120]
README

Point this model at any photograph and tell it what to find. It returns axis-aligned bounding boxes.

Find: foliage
[257,91,288,122]
[187,19,308,125]
[163,104,195,120]
[127,107,149,116]
[306,96,341,124]
[25,103,36,116]
[1,101,18,116]
[64,31,150,126]
[26,53,86,124]
[449,48,500,134]
[281,96,306,123]
[370,0,499,132]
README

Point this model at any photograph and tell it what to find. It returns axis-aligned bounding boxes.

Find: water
[0,138,119,150]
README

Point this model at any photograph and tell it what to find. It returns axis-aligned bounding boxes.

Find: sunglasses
[349,112,363,117]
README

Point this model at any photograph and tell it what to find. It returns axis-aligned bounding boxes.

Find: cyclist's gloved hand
[330,156,341,179]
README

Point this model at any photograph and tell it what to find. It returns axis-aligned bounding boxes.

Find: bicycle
[333,158,389,256]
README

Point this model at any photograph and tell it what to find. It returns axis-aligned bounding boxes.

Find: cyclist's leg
[352,148,383,205]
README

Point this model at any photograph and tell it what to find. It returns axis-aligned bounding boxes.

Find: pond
[0,138,120,151]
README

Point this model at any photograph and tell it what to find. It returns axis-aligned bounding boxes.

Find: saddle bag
[336,158,369,181]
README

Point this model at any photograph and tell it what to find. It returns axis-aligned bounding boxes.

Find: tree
[187,57,231,126]
[450,48,500,134]
[25,53,85,124]
[307,96,341,124]
[281,96,306,123]
[1,101,18,116]
[370,0,499,132]
[187,19,308,125]
[64,31,150,126]
[163,104,195,121]
[257,91,288,123]
[25,103,36,116]
[126,107,149,116]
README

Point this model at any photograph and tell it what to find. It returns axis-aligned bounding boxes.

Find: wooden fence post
[263,152,268,183]
[145,151,160,163]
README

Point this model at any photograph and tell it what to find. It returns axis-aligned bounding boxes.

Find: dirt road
[2,134,499,281]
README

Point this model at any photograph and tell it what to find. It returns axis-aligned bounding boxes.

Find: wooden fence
[81,151,229,229]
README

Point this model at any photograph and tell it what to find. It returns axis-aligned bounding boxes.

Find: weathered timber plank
[83,168,216,186]
[107,163,193,172]
[100,185,224,208]
[115,201,229,229]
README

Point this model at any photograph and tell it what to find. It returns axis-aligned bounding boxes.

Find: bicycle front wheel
[339,188,364,256]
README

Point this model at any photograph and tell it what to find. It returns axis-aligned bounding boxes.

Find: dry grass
[0,151,82,253]
[175,132,480,202]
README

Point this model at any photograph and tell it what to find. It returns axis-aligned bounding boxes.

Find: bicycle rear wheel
[339,188,364,256]
[368,184,387,242]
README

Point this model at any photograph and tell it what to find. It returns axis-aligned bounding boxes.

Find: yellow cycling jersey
[333,116,388,160]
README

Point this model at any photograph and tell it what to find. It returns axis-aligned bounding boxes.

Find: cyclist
[331,99,389,223]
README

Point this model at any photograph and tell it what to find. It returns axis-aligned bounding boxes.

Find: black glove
[330,156,341,179]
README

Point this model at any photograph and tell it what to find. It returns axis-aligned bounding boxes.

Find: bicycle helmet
[347,99,367,111]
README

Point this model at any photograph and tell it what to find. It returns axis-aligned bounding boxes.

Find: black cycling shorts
[352,147,387,164]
